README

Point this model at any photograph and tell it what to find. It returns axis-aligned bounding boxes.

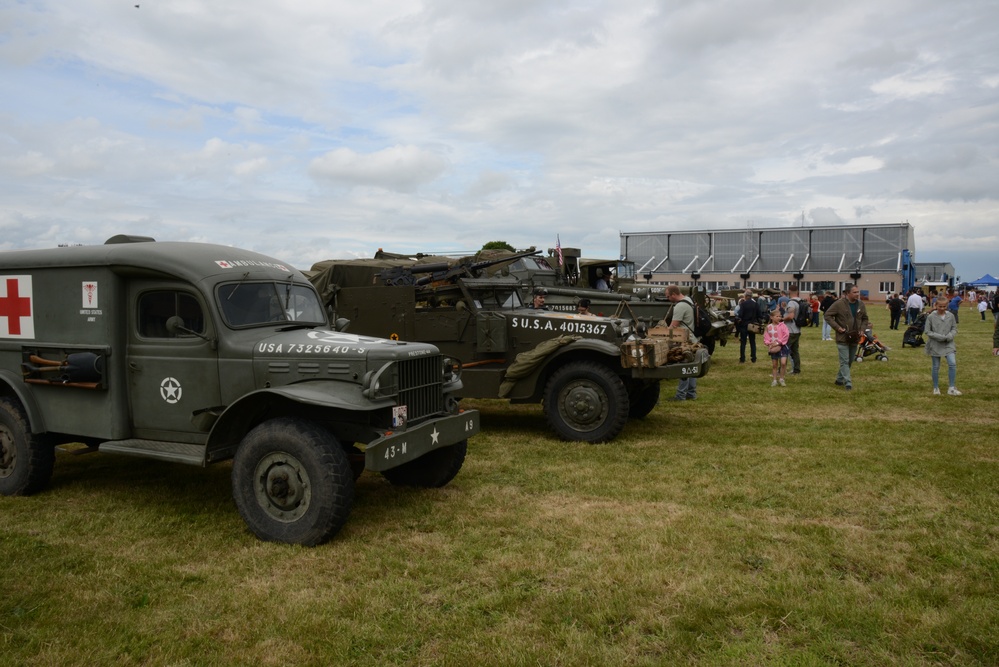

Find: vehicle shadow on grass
[43,448,443,544]
[460,399,551,437]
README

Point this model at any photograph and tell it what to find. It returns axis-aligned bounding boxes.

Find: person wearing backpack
[666,285,698,401]
[783,285,804,374]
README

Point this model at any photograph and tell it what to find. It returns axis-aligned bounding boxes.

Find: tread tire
[544,361,629,443]
[380,440,467,488]
[232,417,353,546]
[628,381,661,420]
[0,397,55,496]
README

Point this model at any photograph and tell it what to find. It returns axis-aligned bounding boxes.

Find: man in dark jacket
[824,284,871,391]
[735,290,759,363]
[887,293,905,330]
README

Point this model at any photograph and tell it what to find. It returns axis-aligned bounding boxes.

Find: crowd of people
[593,280,997,403]
[721,283,999,397]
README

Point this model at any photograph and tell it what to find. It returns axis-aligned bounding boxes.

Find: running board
[99,439,206,466]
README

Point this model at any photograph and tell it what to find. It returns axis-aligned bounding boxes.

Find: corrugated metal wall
[621,224,913,275]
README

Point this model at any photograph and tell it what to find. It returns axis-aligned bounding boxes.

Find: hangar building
[619,223,949,298]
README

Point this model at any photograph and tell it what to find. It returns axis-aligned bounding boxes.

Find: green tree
[481,241,515,252]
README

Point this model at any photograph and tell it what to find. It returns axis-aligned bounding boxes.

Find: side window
[138,291,206,338]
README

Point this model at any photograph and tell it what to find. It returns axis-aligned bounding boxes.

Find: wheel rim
[253,451,312,522]
[557,379,609,433]
[0,425,14,479]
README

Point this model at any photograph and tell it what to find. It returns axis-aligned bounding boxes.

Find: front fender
[205,382,392,461]
[502,338,622,402]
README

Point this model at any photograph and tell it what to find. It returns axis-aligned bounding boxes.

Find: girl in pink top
[764,309,790,386]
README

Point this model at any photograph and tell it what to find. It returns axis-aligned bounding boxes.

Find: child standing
[924,296,961,395]
[763,309,790,386]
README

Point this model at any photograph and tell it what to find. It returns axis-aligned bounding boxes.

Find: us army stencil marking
[160,377,182,404]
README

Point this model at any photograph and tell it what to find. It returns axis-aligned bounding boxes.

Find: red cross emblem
[0,276,33,338]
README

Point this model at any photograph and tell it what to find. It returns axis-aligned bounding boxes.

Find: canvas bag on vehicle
[693,303,713,338]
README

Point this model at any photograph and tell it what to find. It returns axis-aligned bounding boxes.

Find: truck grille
[397,355,445,422]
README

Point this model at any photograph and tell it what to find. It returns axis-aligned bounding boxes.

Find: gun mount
[378,249,542,288]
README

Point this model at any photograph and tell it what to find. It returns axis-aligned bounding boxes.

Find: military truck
[0,236,478,546]
[308,259,710,443]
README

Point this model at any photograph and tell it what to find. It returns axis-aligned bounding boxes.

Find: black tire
[0,397,55,496]
[703,337,716,355]
[231,418,354,546]
[628,381,661,420]
[343,441,365,481]
[380,440,467,488]
[543,361,629,443]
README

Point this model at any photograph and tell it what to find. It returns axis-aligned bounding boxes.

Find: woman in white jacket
[923,297,961,396]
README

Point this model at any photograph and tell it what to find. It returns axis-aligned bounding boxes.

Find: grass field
[2,306,997,666]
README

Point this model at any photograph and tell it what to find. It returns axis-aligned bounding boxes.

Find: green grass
[2,307,997,666]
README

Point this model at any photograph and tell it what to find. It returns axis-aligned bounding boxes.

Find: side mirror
[165,315,212,346]
[165,315,186,336]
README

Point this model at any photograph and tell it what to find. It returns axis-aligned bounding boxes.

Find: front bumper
[628,347,711,380]
[362,409,480,472]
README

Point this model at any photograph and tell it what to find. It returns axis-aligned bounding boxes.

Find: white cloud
[0,0,996,279]
[309,145,448,191]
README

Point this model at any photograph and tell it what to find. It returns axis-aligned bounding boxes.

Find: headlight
[360,369,383,398]
[443,357,461,383]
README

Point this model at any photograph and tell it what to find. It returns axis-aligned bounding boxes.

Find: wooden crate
[646,326,688,342]
[622,335,683,368]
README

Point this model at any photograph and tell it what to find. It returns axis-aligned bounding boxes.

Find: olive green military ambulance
[0,235,478,545]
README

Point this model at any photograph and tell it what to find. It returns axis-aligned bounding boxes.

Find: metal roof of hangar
[620,223,916,275]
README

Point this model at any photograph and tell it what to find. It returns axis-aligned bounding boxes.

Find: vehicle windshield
[510,256,554,272]
[217,281,327,327]
[471,286,524,309]
[616,261,636,280]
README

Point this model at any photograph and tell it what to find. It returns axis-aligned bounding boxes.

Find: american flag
[556,235,564,267]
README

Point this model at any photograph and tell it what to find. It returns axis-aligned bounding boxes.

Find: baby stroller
[902,313,927,348]
[854,329,889,362]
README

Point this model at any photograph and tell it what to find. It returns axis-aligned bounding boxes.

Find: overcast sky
[2,0,997,280]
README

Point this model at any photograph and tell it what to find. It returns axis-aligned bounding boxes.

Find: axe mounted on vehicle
[21,352,104,385]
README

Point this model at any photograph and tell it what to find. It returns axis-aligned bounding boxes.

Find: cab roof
[0,237,305,285]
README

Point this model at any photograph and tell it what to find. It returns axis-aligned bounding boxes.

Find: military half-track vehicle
[473,246,735,354]
[0,236,478,546]
[308,257,710,443]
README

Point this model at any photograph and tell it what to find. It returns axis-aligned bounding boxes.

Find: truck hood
[252,327,441,363]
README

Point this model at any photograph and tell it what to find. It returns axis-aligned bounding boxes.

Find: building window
[879,281,895,294]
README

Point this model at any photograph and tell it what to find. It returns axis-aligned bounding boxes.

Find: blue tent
[968,273,999,286]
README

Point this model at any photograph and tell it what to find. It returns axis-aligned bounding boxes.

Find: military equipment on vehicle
[0,236,478,546]
[460,246,735,353]
[308,257,711,443]
[378,248,543,287]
